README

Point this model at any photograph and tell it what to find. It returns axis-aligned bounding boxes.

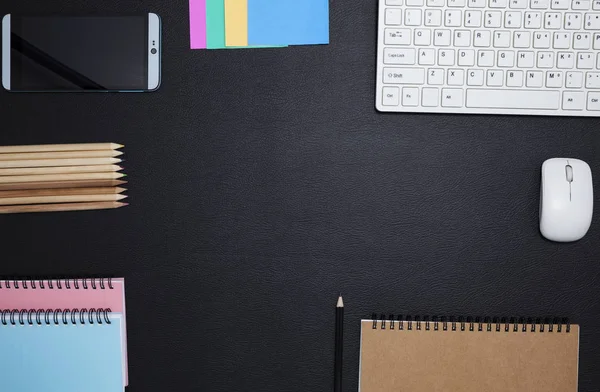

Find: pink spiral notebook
[0,278,129,385]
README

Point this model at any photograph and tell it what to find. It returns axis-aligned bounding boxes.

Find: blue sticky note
[0,312,124,392]
[248,0,329,46]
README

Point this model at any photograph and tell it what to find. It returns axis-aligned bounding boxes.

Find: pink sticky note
[190,0,207,49]
[0,278,129,386]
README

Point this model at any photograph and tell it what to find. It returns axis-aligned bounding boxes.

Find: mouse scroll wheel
[566,165,574,182]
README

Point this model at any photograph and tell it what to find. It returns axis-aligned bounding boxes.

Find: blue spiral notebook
[0,309,124,392]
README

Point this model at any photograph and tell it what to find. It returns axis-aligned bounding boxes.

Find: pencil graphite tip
[337,295,344,308]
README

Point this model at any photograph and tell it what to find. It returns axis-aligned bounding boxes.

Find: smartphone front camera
[151,48,157,55]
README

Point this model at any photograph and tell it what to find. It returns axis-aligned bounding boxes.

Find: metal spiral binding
[0,308,112,326]
[371,313,570,333]
[0,278,114,290]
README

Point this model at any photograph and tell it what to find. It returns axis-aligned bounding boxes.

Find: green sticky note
[205,0,284,49]
[206,0,226,49]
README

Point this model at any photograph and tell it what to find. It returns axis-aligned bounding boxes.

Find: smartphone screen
[4,15,159,91]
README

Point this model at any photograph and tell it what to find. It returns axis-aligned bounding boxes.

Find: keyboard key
[384,68,426,84]
[385,29,412,45]
[546,70,564,86]
[465,11,483,26]
[566,71,584,87]
[434,29,452,45]
[562,91,585,109]
[534,32,551,47]
[467,69,486,85]
[524,12,542,28]
[445,10,463,26]
[510,0,529,7]
[402,87,420,106]
[478,50,496,66]
[427,0,445,6]
[448,68,465,84]
[428,68,445,84]
[498,50,516,66]
[554,32,572,48]
[531,0,550,8]
[485,11,503,27]
[494,31,512,47]
[574,32,591,49]
[586,72,600,87]
[487,69,505,85]
[594,0,600,8]
[384,48,417,64]
[505,11,523,27]
[538,51,555,67]
[386,9,403,25]
[551,0,570,8]
[587,91,600,109]
[439,49,456,65]
[573,0,591,9]
[407,0,425,5]
[405,9,423,26]
[565,13,583,30]
[441,88,464,106]
[387,0,404,4]
[448,0,467,6]
[468,0,487,6]
[382,87,401,106]
[585,12,600,29]
[474,30,492,46]
[425,10,443,26]
[577,52,594,68]
[454,30,472,46]
[458,49,476,65]
[545,13,562,29]
[517,51,536,67]
[422,87,440,106]
[514,31,531,47]
[414,29,432,45]
[419,48,437,64]
[557,52,575,68]
[594,33,600,48]
[507,70,525,85]
[490,0,508,7]
[466,89,560,108]
[526,70,545,86]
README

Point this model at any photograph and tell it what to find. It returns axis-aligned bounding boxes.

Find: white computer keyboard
[376,0,600,116]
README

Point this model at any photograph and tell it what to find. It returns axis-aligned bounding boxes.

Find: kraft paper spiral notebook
[0,310,123,392]
[0,278,129,386]
[360,315,580,392]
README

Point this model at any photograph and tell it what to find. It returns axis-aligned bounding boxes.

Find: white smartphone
[2,13,161,92]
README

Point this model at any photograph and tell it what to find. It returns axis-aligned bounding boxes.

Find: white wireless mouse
[540,158,593,242]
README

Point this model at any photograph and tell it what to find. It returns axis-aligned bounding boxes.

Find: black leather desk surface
[2,0,600,391]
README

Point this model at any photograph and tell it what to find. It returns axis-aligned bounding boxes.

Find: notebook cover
[359,319,579,392]
[0,312,123,392]
[0,278,129,386]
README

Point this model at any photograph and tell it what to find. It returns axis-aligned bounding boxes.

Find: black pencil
[334,295,344,392]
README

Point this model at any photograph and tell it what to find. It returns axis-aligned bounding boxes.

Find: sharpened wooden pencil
[0,150,122,161]
[0,143,123,153]
[0,201,127,214]
[0,165,122,176]
[334,295,344,392]
[0,194,127,205]
[0,172,125,183]
[0,158,122,168]
[0,187,127,198]
[0,180,127,191]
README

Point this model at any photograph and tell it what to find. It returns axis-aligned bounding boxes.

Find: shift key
[383,68,425,84]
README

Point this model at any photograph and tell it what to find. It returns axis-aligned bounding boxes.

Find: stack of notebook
[190,0,329,49]
[0,278,128,392]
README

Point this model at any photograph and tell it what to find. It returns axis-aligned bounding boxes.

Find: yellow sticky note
[224,0,248,47]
